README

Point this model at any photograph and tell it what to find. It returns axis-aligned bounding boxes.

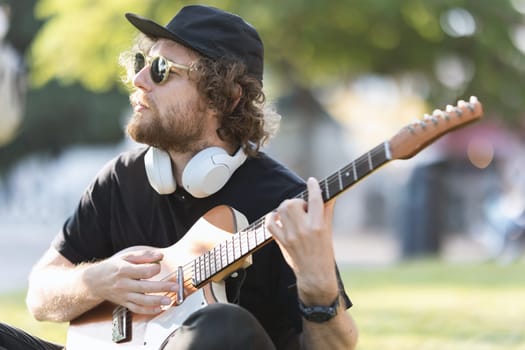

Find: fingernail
[161,297,172,305]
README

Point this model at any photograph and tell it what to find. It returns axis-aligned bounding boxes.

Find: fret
[193,258,200,285]
[241,231,249,256]
[322,177,329,200]
[210,247,218,275]
[257,223,262,242]
[217,245,223,271]
[219,242,226,268]
[234,234,241,259]
[200,255,206,282]
[341,165,354,189]
[371,145,387,167]
[197,255,205,284]
[247,230,254,251]
[263,221,271,241]
[337,169,343,190]
[355,155,369,179]
[208,250,215,276]
[255,226,263,244]
[367,152,373,170]
[326,173,340,201]
[384,141,392,160]
[352,161,357,181]
[201,255,206,282]
[227,238,234,264]
[205,251,211,280]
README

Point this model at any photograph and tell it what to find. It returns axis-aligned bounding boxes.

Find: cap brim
[125,13,196,52]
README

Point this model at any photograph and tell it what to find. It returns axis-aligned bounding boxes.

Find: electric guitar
[66,96,483,349]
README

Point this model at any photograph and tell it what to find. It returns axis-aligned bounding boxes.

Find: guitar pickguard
[143,282,227,349]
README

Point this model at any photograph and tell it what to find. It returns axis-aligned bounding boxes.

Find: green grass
[0,291,67,344]
[342,259,525,350]
[1,259,524,349]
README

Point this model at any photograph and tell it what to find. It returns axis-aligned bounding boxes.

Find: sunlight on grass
[0,291,67,344]
[343,260,525,350]
[1,260,524,349]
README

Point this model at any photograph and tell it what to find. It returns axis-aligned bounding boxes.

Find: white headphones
[144,146,247,198]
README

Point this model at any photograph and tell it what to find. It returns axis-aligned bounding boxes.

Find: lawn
[1,259,524,349]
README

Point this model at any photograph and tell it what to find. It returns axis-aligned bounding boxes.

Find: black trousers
[0,303,277,350]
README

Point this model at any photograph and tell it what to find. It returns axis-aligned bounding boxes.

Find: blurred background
[0,0,524,347]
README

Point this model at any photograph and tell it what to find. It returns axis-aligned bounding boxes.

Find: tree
[2,0,525,170]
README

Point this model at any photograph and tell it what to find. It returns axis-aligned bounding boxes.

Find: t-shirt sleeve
[52,159,115,264]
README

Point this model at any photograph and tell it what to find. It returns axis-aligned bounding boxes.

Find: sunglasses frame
[134,52,193,84]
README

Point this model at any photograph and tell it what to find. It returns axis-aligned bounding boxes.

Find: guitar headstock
[389,96,483,160]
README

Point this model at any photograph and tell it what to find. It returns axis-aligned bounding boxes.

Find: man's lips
[134,101,149,112]
[130,94,151,111]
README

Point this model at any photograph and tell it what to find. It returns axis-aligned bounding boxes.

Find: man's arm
[266,177,358,350]
[26,246,178,322]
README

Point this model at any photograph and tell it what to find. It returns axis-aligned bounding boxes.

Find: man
[0,5,357,349]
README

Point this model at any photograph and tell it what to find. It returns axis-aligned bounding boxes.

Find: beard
[127,92,209,153]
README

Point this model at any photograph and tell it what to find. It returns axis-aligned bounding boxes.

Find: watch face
[298,295,340,323]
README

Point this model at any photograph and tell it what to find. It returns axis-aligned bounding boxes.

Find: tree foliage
[30,0,525,121]
[2,0,525,171]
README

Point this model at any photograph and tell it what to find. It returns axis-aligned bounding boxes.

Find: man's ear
[230,84,242,112]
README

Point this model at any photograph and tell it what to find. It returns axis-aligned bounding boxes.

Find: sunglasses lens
[150,56,168,84]
[134,52,146,74]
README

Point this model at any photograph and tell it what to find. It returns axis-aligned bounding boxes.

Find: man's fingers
[119,261,162,280]
[306,177,324,228]
[122,250,164,264]
[126,279,178,294]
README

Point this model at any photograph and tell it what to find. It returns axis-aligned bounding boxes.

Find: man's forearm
[26,262,103,323]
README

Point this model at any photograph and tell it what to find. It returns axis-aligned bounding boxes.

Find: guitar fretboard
[192,142,392,287]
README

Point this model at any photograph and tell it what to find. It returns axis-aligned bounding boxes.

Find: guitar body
[66,205,250,349]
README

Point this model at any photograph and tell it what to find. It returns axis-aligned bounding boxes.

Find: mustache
[129,91,151,109]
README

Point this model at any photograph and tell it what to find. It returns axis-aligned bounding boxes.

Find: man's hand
[84,250,179,314]
[266,177,339,304]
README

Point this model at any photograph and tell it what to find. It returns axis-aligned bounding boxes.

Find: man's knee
[163,303,276,350]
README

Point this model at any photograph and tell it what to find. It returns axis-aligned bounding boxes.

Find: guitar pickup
[112,305,132,343]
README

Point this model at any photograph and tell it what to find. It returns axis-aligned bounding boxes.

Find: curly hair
[119,35,280,157]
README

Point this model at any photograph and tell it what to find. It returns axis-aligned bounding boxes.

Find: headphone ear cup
[144,147,176,194]
[182,147,247,198]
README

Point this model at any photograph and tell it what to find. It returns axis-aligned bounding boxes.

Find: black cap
[125,5,264,81]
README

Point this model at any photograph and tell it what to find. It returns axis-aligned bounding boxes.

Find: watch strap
[298,294,340,323]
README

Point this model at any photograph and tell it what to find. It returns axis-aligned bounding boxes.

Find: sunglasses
[133,52,192,84]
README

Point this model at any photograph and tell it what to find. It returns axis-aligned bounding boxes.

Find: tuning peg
[423,113,438,126]
[433,109,450,121]
[458,99,475,115]
[446,104,463,117]
[467,96,478,112]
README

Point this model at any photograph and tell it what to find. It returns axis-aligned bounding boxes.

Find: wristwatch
[298,294,340,323]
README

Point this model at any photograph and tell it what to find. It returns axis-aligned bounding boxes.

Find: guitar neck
[192,96,483,287]
[297,142,392,203]
[192,142,392,287]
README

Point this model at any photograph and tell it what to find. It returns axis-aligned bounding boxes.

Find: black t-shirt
[53,147,351,348]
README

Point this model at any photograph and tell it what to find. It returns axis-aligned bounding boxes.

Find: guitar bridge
[112,305,132,343]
